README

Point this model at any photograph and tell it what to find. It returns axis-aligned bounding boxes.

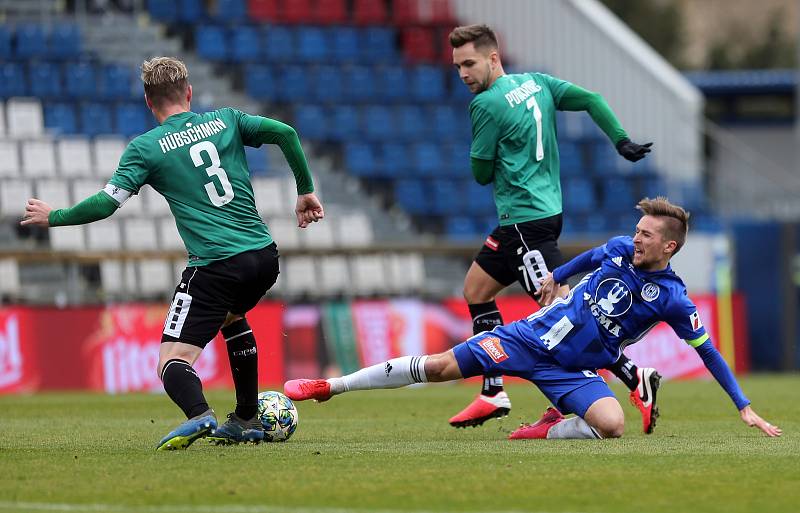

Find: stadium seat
[283,255,316,296]
[49,224,85,251]
[385,253,425,294]
[344,142,377,177]
[351,255,387,295]
[148,0,178,22]
[245,145,268,174]
[99,260,137,296]
[0,180,33,217]
[100,64,134,100]
[411,142,443,176]
[346,65,377,103]
[360,27,396,63]
[352,0,387,25]
[21,140,57,177]
[296,27,328,63]
[7,98,44,138]
[392,0,419,25]
[562,177,596,214]
[294,105,328,140]
[79,103,113,137]
[56,137,92,177]
[0,259,20,297]
[0,102,5,137]
[48,24,81,59]
[318,255,350,295]
[35,179,71,210]
[310,66,343,104]
[380,143,407,177]
[178,0,204,23]
[448,71,473,102]
[158,218,184,250]
[0,26,10,60]
[71,179,104,205]
[263,26,295,63]
[247,0,278,22]
[335,211,374,247]
[558,140,584,176]
[601,178,636,213]
[276,66,309,102]
[328,105,359,141]
[312,0,348,25]
[251,177,285,217]
[14,24,47,59]
[299,217,335,247]
[376,67,408,103]
[28,61,62,99]
[138,259,173,297]
[44,102,78,135]
[430,105,459,140]
[402,27,436,63]
[244,64,276,100]
[196,25,228,61]
[123,218,159,250]
[394,179,429,215]
[280,0,313,24]
[396,105,427,141]
[410,66,445,102]
[0,141,20,177]
[230,25,260,62]
[212,0,247,22]
[465,181,496,215]
[361,105,395,141]
[329,26,358,63]
[0,63,27,98]
[92,137,126,176]
[114,102,149,137]
[429,178,461,214]
[139,186,171,216]
[268,217,300,249]
[86,219,121,250]
[442,142,470,177]
[445,216,479,240]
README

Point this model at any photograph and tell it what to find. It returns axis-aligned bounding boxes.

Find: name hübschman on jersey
[504,79,542,108]
[157,118,228,154]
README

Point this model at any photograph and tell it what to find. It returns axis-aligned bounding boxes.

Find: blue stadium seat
[346,66,376,103]
[411,142,443,176]
[311,66,343,103]
[244,65,276,99]
[465,181,495,215]
[65,61,97,99]
[600,178,635,213]
[394,179,429,215]
[448,72,473,102]
[359,27,395,64]
[361,105,395,141]
[380,143,406,177]
[442,143,470,177]
[294,105,328,140]
[396,105,427,141]
[276,65,308,102]
[245,146,268,175]
[80,102,113,136]
[44,102,77,134]
[584,215,611,234]
[562,177,596,214]
[230,25,260,62]
[430,105,459,140]
[196,25,228,61]
[28,62,62,99]
[410,66,445,102]
[558,140,583,176]
[344,142,378,177]
[148,0,178,22]
[329,106,359,141]
[329,26,358,63]
[296,27,328,62]
[0,63,26,98]
[445,216,479,241]
[639,174,665,199]
[263,26,295,63]
[114,102,148,137]
[100,64,133,100]
[48,24,81,59]
[213,0,247,22]
[15,24,47,59]
[375,67,407,103]
[178,0,204,23]
[0,26,10,60]
[430,179,463,215]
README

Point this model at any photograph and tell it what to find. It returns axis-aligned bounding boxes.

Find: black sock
[607,354,639,391]
[221,318,259,420]
[161,358,209,419]
[468,302,505,396]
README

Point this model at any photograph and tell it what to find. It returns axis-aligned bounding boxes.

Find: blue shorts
[453,325,613,417]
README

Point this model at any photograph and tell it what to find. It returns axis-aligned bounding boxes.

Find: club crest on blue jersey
[593,278,632,317]
[641,283,660,302]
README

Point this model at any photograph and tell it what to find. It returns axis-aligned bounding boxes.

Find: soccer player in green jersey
[446,25,660,433]
[21,57,324,450]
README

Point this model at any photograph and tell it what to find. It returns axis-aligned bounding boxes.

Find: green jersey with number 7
[469,72,572,226]
[108,108,273,266]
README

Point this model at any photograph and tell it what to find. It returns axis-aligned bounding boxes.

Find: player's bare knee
[423,352,460,382]
[593,413,625,438]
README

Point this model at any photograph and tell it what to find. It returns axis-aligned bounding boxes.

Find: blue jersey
[518,236,708,370]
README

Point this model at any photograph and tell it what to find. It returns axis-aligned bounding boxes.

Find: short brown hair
[448,24,498,51]
[636,196,690,254]
[141,57,189,108]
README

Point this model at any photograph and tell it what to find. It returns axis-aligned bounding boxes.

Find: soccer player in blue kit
[285,197,781,439]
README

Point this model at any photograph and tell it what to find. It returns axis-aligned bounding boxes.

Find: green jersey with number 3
[469,72,572,225]
[108,108,271,266]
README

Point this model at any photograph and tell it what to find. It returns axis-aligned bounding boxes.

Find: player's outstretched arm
[295,192,324,229]
[740,405,782,437]
[21,192,118,228]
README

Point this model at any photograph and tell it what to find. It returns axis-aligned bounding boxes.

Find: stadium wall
[449,0,704,181]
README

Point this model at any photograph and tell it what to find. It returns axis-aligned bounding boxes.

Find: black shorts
[161,243,280,348]
[474,214,565,297]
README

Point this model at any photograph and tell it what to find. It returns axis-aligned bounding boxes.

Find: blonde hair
[636,196,690,254]
[141,57,189,107]
[448,24,498,51]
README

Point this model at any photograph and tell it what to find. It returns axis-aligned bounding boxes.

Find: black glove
[616,139,653,162]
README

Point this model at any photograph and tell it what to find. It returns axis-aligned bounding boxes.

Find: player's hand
[616,139,653,162]
[534,272,559,306]
[20,198,52,227]
[739,405,782,437]
[295,193,324,228]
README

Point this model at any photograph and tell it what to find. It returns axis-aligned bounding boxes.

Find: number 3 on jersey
[189,141,235,206]
[526,96,544,161]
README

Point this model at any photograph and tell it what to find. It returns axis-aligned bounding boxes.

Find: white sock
[546,416,601,439]
[327,356,428,394]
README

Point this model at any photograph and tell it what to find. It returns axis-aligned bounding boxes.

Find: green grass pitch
[0,375,798,513]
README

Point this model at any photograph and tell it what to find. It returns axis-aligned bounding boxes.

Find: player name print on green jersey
[157,118,228,154]
[503,80,542,108]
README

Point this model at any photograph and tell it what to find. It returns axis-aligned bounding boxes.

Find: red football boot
[629,367,661,434]
[284,379,332,402]
[507,407,565,440]
[449,391,511,428]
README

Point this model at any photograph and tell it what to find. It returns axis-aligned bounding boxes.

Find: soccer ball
[257,391,298,442]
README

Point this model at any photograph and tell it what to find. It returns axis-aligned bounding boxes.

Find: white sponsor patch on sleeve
[689,311,703,331]
[103,183,133,207]
[540,315,574,350]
